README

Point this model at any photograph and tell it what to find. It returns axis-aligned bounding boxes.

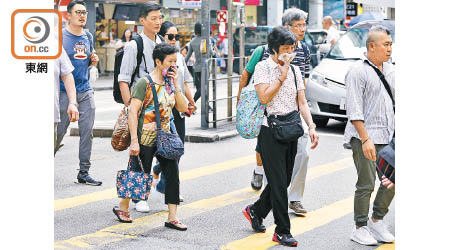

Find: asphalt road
[54,114,395,250]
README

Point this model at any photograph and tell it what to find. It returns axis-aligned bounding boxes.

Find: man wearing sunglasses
[55,0,101,186]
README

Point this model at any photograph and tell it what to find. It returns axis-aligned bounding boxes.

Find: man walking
[55,0,101,186]
[185,22,213,112]
[344,25,395,245]
[117,1,164,212]
[118,1,164,107]
[322,16,340,46]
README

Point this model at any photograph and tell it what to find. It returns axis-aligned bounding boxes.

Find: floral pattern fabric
[236,74,266,139]
[116,157,152,200]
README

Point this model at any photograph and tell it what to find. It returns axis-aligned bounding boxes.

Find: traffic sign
[217,10,227,23]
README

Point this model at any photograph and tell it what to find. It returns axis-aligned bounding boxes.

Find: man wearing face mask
[237,8,318,217]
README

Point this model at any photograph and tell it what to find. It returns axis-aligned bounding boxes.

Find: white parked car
[305,20,395,127]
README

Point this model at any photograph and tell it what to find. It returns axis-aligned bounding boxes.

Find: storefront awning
[353,0,395,8]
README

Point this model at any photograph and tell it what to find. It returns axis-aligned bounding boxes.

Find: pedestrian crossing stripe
[375,243,395,249]
[221,187,379,250]
[55,154,255,211]
[54,157,353,249]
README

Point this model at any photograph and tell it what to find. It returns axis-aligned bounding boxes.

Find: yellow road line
[221,186,378,250]
[54,157,353,249]
[376,243,395,249]
[55,155,255,211]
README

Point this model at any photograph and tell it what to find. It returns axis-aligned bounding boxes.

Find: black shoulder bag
[266,65,304,142]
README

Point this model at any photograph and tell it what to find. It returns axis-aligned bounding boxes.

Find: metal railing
[200,56,248,129]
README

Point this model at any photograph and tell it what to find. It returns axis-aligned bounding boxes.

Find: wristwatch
[308,123,316,130]
[69,102,78,107]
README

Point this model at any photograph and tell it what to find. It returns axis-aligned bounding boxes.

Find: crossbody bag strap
[290,65,300,112]
[365,60,395,113]
[136,81,151,117]
[145,75,162,129]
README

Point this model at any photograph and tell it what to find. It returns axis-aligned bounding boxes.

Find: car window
[303,32,313,47]
[327,27,395,60]
[235,27,271,45]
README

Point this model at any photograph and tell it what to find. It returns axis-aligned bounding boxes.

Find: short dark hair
[267,26,296,55]
[67,0,86,13]
[139,2,162,18]
[153,43,179,66]
[99,24,105,29]
[159,21,176,37]
[194,22,202,36]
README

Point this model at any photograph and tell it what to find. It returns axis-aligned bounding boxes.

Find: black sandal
[113,206,132,223]
[165,220,187,231]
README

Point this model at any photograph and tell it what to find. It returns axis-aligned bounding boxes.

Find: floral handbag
[146,75,184,160]
[116,156,152,200]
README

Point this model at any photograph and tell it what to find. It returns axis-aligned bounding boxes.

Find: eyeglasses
[72,10,88,17]
[290,24,306,29]
[166,34,180,41]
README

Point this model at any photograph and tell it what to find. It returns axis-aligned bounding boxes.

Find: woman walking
[113,43,189,231]
[242,26,319,247]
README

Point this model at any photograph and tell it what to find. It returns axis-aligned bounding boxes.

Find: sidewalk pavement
[71,75,240,143]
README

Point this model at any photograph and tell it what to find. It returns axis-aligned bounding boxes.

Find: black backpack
[113,34,166,103]
[113,35,145,104]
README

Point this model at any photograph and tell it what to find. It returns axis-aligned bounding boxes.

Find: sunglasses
[166,34,180,41]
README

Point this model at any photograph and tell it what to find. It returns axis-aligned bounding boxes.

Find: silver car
[305,20,395,127]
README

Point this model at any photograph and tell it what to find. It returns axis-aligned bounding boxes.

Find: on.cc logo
[11,9,62,60]
[23,16,50,44]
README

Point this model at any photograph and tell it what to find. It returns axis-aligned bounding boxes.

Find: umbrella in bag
[349,12,386,27]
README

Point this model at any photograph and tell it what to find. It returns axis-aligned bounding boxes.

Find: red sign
[217,10,227,23]
[233,0,261,5]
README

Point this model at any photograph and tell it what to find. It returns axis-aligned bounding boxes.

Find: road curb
[93,86,113,91]
[70,127,239,142]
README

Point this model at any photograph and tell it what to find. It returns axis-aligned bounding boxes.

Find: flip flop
[165,220,187,231]
[113,206,132,223]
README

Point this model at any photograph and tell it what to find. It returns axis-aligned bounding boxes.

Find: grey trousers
[350,137,395,227]
[56,90,95,172]
[288,133,310,202]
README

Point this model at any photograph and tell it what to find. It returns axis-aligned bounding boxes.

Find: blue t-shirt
[60,28,93,93]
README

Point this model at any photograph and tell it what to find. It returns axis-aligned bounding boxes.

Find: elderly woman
[242,26,318,247]
[113,43,188,231]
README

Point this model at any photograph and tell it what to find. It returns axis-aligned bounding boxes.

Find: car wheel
[313,116,329,128]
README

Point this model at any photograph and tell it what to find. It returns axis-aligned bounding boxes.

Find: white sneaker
[368,219,395,243]
[351,226,378,245]
[135,200,150,213]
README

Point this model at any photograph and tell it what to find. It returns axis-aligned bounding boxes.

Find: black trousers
[253,126,298,235]
[172,108,186,144]
[193,71,202,102]
[132,144,180,205]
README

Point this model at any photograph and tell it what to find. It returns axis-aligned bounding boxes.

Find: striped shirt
[261,40,311,78]
[344,56,395,145]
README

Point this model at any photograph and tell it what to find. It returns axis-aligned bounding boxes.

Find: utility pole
[200,0,210,129]
[238,0,245,74]
[227,0,233,121]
